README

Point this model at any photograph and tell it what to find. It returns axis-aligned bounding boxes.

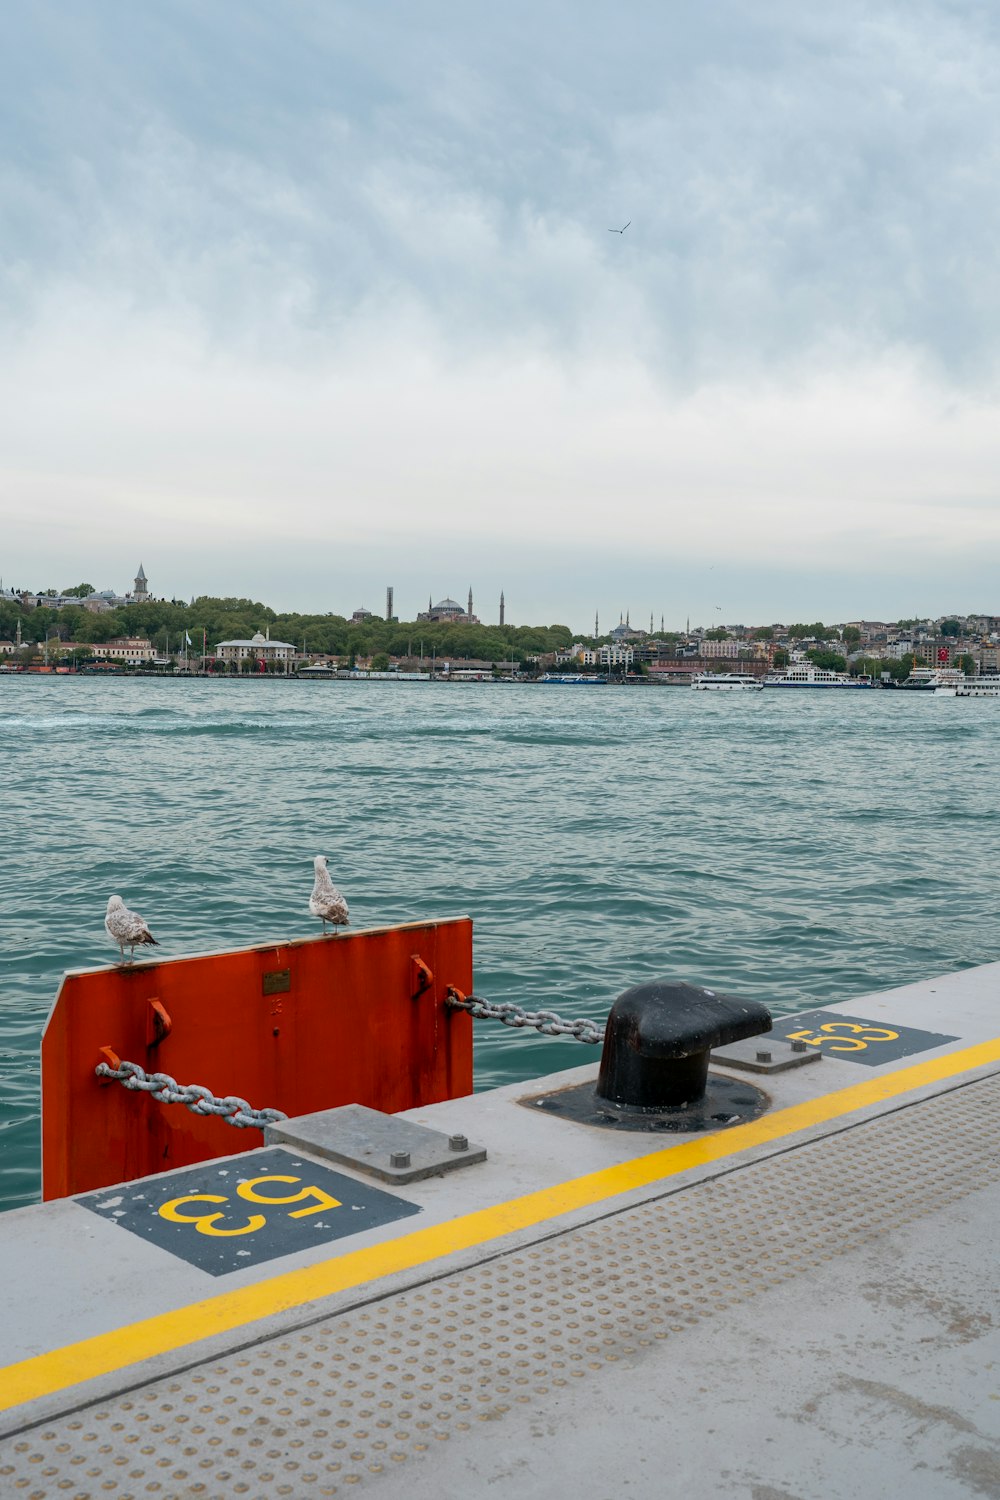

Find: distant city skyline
[2,560,992,637]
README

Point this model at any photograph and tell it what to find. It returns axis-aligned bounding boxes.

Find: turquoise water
[3,676,999,1212]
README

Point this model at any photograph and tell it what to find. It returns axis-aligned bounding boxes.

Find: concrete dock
[2,965,999,1496]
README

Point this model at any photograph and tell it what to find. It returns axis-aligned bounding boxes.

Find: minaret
[650,612,653,633]
[428,593,433,612]
[660,614,664,633]
[499,590,505,627]
[15,619,22,648]
[468,586,474,620]
[595,610,599,637]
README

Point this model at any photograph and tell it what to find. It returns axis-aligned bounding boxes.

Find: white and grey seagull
[105,895,159,964]
[608,221,631,233]
[309,855,350,936]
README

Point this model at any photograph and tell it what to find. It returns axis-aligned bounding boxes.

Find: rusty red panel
[41,918,473,1201]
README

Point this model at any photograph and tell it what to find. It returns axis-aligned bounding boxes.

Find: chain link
[95,1059,288,1129]
[446,987,606,1045]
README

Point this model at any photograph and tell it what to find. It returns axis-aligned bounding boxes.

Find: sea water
[2,675,999,1212]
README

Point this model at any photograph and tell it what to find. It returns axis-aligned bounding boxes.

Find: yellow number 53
[158,1175,341,1237]
[786,1021,899,1053]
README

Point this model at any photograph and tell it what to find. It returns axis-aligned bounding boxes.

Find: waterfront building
[648,661,696,681]
[648,657,769,683]
[98,637,155,665]
[438,658,500,677]
[582,645,635,667]
[214,630,297,671]
[700,640,740,659]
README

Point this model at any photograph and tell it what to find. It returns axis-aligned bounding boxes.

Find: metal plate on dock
[75,1147,421,1277]
[711,1038,823,1073]
[266,1102,487,1183]
[770,1010,959,1066]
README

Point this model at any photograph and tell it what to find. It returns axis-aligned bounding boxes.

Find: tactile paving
[4,1076,999,1496]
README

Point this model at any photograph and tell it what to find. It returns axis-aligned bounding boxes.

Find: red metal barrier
[41,917,474,1200]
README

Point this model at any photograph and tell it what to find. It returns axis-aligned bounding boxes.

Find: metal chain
[95,1059,288,1129]
[446,986,606,1045]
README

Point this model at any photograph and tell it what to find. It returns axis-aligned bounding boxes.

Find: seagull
[608,221,631,234]
[105,895,159,964]
[309,855,350,936]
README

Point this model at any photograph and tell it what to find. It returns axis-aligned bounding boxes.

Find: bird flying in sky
[608,221,631,234]
[105,895,158,964]
[309,855,350,935]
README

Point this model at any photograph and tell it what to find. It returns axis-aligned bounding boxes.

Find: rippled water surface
[3,676,999,1210]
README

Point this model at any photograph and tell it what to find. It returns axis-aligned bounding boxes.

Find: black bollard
[596,980,772,1111]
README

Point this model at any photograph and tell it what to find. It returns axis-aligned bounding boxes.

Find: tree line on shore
[0,593,576,665]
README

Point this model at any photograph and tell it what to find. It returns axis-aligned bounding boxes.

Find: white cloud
[3,1,1000,623]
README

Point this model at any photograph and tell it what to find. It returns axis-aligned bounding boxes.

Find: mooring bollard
[596,980,772,1111]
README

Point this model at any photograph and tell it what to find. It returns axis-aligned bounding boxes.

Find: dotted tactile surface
[4,1076,999,1496]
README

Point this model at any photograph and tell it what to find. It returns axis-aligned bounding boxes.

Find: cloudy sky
[2,0,1000,630]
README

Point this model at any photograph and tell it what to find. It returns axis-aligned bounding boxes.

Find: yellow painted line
[4,1036,1000,1416]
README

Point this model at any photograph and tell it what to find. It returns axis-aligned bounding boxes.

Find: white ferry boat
[898,666,965,691]
[763,664,873,689]
[935,676,1000,697]
[691,672,764,691]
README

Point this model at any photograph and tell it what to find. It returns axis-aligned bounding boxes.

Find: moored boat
[540,673,609,684]
[898,666,965,691]
[763,664,873,688]
[937,676,1000,697]
[691,672,764,691]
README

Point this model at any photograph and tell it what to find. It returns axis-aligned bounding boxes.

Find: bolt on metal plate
[266,1102,486,1183]
[710,1038,822,1074]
